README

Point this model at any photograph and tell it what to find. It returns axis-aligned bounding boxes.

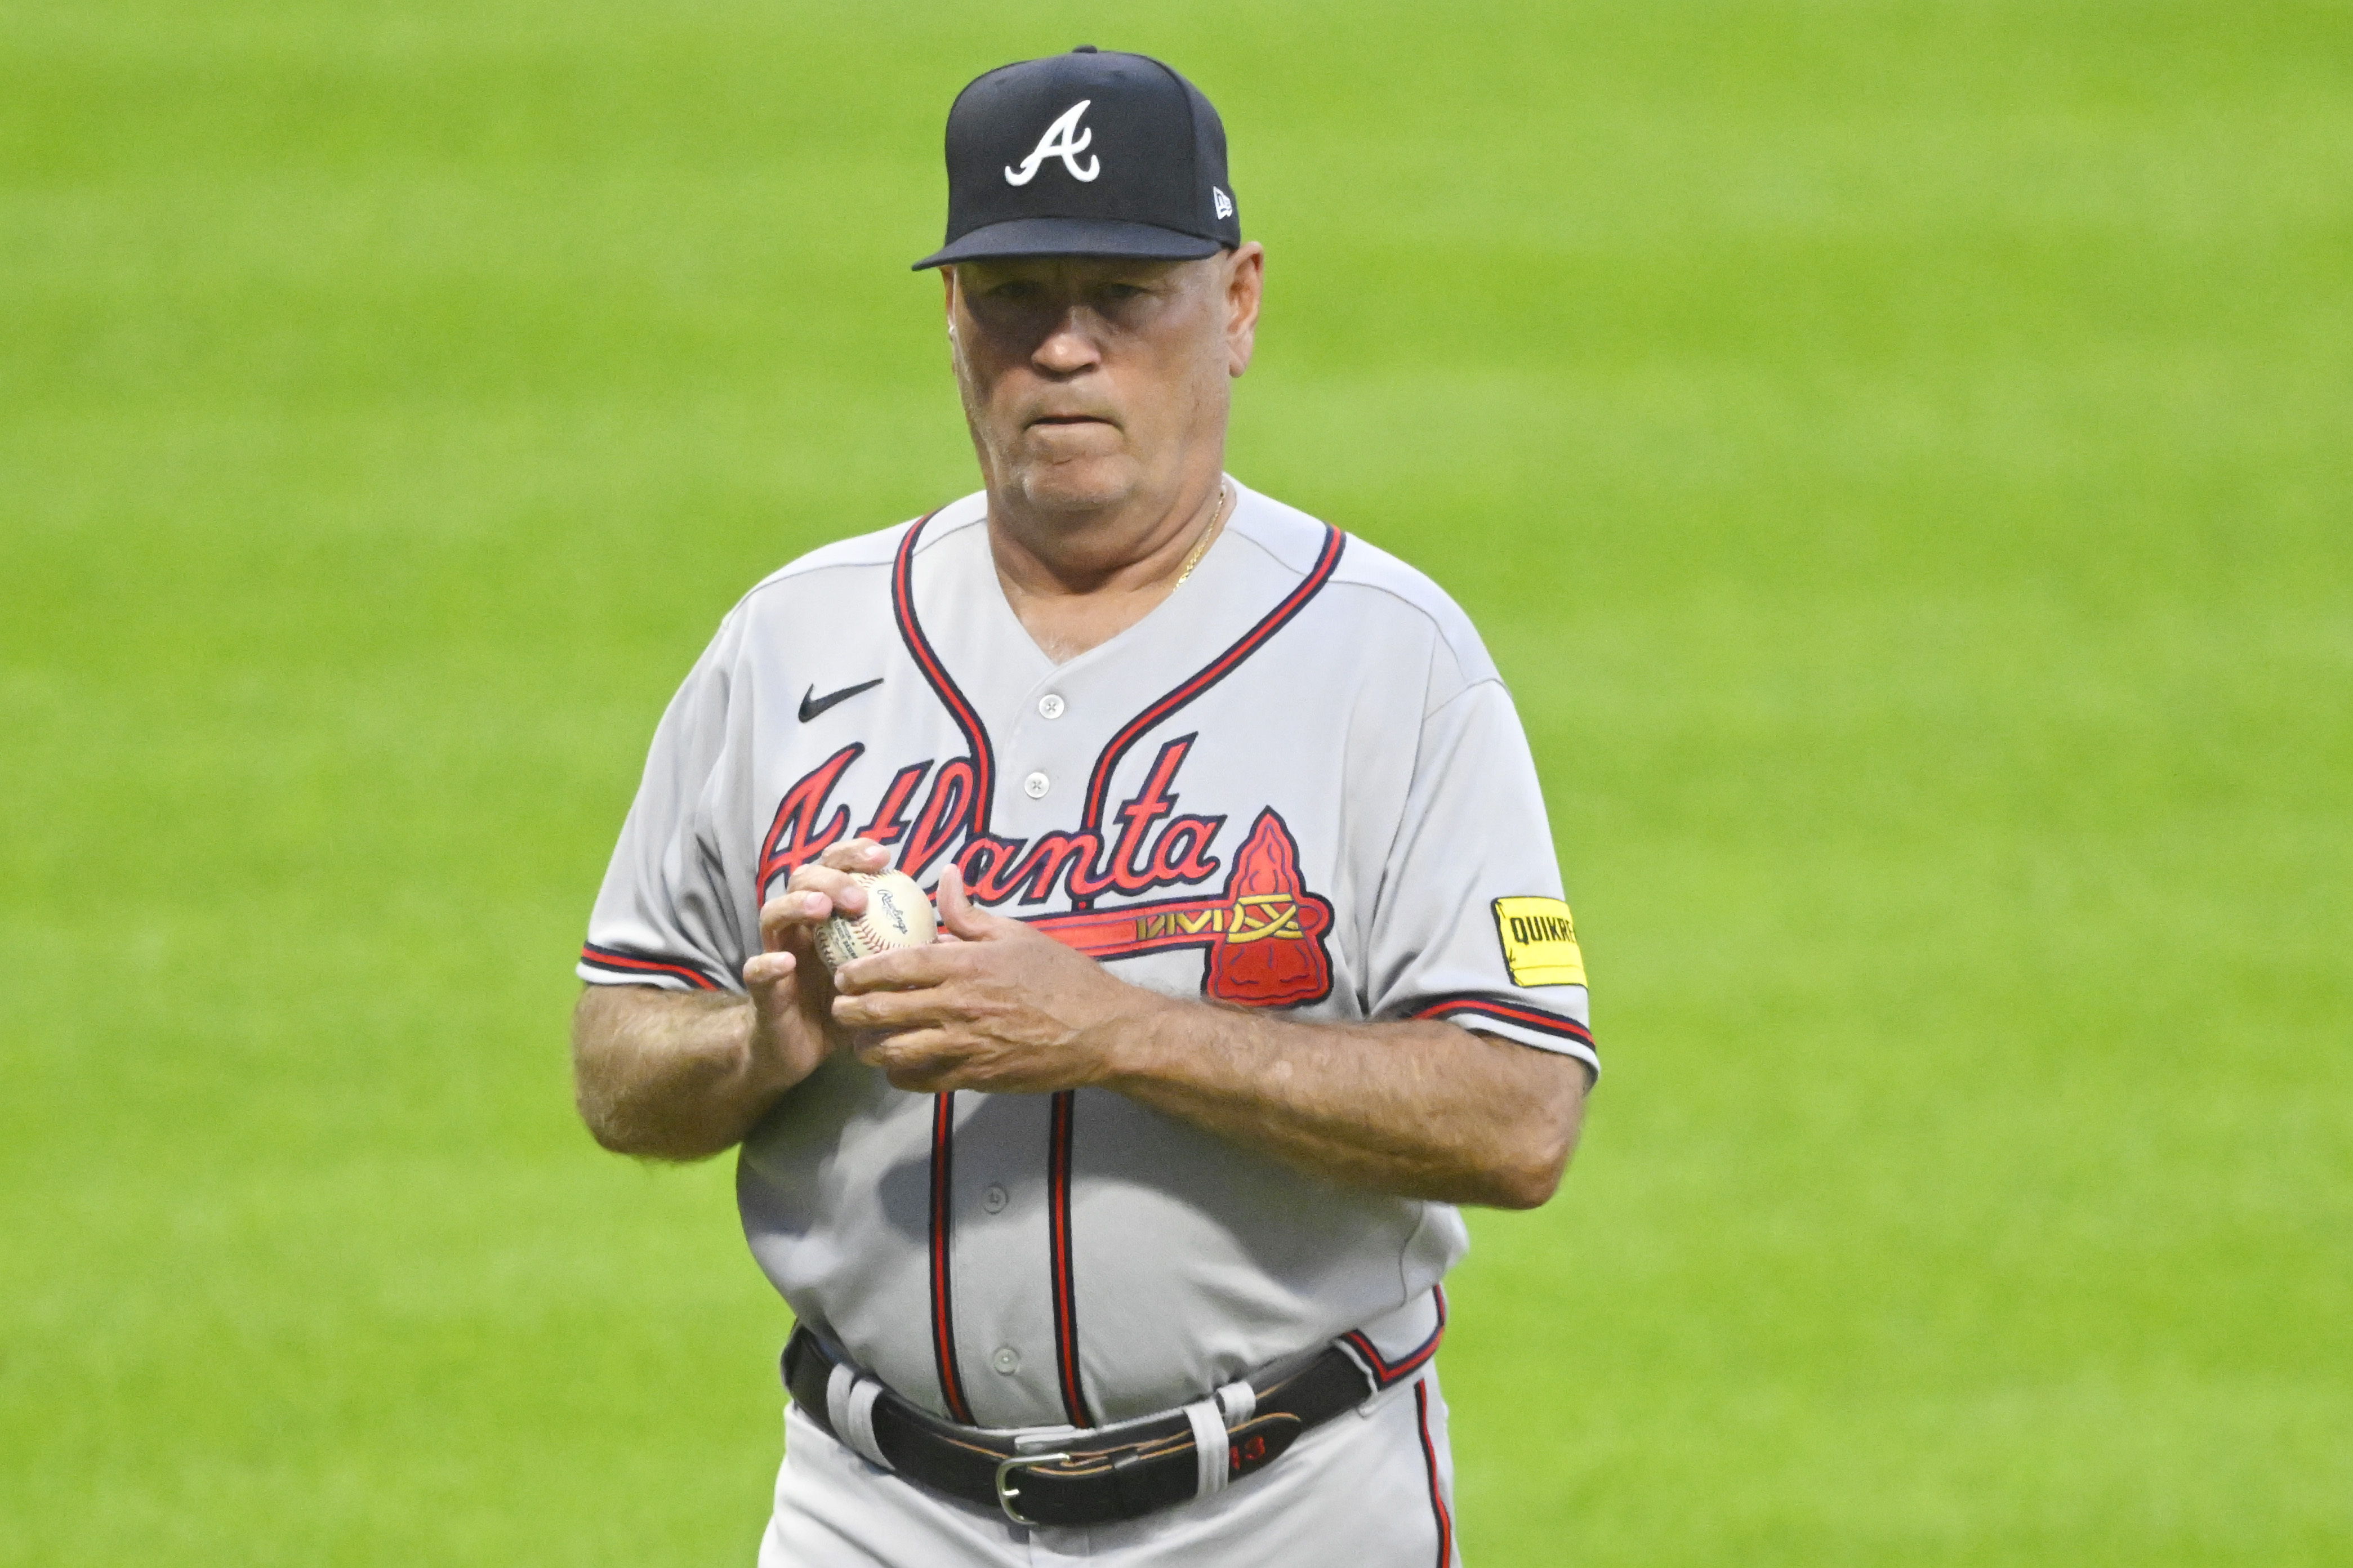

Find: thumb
[742,948,799,1008]
[935,863,1010,942]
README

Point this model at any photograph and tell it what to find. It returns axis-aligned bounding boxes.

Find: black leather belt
[782,1325,1379,1527]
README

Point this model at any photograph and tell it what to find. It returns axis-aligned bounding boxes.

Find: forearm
[1103,1002,1588,1209]
[571,985,790,1160]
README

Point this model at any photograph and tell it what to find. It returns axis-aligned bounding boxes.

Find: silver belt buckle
[993,1450,1072,1527]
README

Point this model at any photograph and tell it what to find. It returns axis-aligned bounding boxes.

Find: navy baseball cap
[913,47,1241,270]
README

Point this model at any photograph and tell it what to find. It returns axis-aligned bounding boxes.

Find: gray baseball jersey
[579,480,1596,1433]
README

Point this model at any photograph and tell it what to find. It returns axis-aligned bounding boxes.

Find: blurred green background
[4,1,2348,1563]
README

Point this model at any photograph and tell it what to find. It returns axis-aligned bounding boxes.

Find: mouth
[1026,413,1116,430]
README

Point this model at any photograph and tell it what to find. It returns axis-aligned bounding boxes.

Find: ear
[943,268,968,374]
[1224,243,1264,378]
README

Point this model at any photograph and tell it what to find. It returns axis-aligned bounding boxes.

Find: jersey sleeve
[577,617,754,994]
[1362,677,1598,1075]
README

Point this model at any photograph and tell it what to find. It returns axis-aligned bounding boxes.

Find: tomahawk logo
[1005,100,1101,185]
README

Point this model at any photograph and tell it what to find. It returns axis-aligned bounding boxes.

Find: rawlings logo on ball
[814,870,939,972]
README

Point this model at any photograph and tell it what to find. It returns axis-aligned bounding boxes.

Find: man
[573,46,1597,1565]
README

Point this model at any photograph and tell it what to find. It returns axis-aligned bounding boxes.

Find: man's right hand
[572,837,911,1161]
[745,837,899,1095]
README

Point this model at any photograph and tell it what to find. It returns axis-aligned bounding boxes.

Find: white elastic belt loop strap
[824,1362,893,1472]
[1214,1379,1256,1427]
[1184,1399,1230,1499]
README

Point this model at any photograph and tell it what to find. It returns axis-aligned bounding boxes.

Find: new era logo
[1213,186,1233,220]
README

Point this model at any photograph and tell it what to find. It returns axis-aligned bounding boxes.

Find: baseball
[814,870,938,972]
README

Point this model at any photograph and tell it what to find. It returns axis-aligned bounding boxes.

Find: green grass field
[5,2,2349,1563]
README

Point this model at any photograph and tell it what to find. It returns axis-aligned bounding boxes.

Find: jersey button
[983,1184,1009,1213]
[1037,693,1066,720]
[1023,771,1050,799]
[992,1346,1020,1376]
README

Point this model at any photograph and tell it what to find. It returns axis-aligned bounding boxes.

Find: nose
[1033,308,1102,377]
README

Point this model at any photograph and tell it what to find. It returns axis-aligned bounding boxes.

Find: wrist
[738,998,809,1100]
[1088,986,1193,1091]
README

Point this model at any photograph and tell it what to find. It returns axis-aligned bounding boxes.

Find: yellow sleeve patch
[1492,897,1587,986]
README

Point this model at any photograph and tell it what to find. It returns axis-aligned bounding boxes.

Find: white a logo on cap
[1005,100,1100,185]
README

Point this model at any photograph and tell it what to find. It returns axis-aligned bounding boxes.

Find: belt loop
[826,1361,895,1472]
[1183,1398,1230,1499]
[1214,1378,1255,1427]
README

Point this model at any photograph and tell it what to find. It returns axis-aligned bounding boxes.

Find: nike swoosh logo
[799,678,884,723]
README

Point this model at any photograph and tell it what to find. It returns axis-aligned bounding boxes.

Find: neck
[987,465,1227,594]
[986,467,1231,664]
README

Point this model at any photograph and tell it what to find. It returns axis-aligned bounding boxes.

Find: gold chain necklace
[1174,480,1232,589]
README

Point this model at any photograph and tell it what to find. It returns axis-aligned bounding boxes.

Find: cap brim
[913,216,1223,270]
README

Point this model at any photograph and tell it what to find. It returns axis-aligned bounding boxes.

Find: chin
[1013,454,1138,514]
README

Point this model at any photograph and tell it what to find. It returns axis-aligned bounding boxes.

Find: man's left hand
[830,866,1173,1093]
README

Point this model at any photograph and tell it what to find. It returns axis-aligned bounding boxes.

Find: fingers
[759,888,834,952]
[855,1028,939,1070]
[854,1030,1083,1096]
[791,865,867,915]
[793,839,889,912]
[744,949,811,1030]
[935,863,1023,944]
[854,1030,975,1093]
[743,949,797,991]
[819,838,890,874]
[758,839,888,951]
[830,940,971,996]
[831,982,965,1031]
[935,864,974,929]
